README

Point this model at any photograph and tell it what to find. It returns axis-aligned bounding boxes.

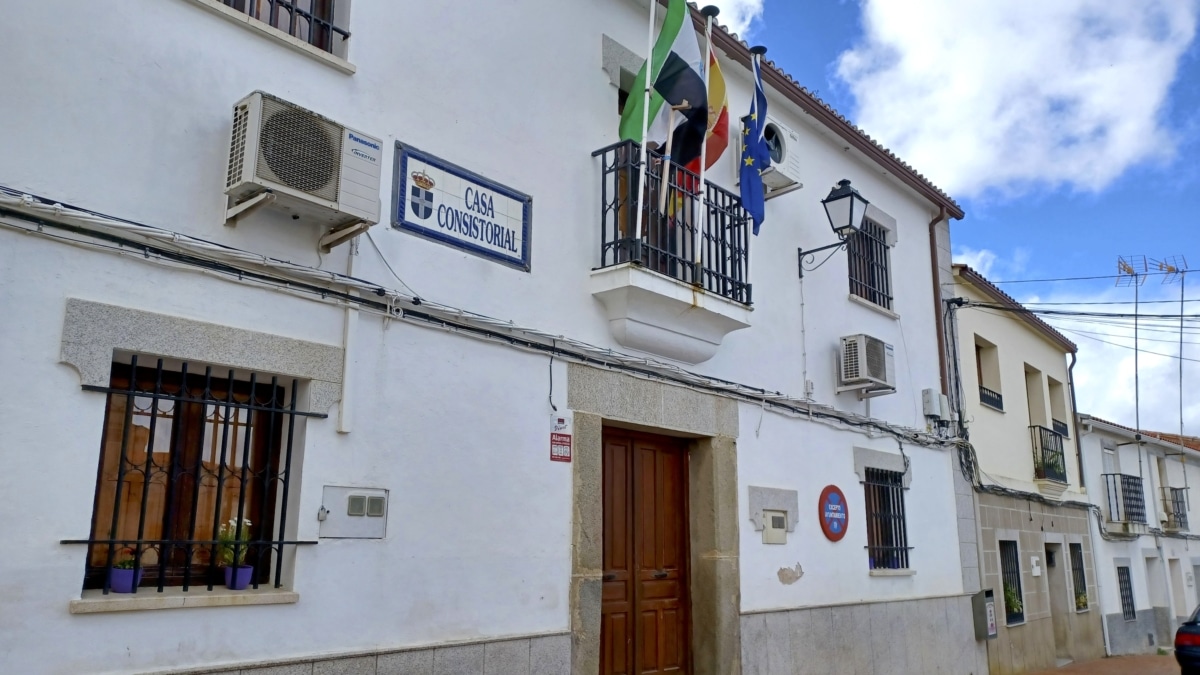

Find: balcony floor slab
[590,263,752,364]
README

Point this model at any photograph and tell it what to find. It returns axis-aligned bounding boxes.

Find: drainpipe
[928,206,949,395]
[1068,352,1085,490]
[1081,422,1115,655]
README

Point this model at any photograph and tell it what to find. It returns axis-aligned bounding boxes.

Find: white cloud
[835,0,1199,199]
[707,0,764,38]
[952,246,1028,280]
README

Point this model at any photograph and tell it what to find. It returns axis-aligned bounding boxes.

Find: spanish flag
[686,48,729,173]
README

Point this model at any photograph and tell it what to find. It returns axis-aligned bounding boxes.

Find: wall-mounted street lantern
[798,179,870,279]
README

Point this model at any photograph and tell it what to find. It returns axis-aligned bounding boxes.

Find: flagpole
[696,5,718,275]
[632,0,659,245]
[747,46,767,288]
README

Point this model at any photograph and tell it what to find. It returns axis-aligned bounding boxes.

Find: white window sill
[848,293,900,320]
[69,586,298,614]
[869,569,916,577]
[182,0,355,75]
[1076,607,1090,614]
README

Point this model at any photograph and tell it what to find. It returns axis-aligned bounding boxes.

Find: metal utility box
[319,486,389,539]
[972,589,998,640]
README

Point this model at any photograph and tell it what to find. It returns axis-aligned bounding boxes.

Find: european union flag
[739,55,770,235]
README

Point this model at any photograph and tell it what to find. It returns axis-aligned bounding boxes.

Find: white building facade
[0,2,986,674]
[949,265,1106,674]
[1076,415,1200,655]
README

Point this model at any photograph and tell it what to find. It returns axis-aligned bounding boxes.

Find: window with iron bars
[864,468,910,570]
[1069,543,1087,610]
[1116,565,1136,621]
[75,357,319,594]
[1000,540,1024,624]
[222,0,350,55]
[847,218,893,310]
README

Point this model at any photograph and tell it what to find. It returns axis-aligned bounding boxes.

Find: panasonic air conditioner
[838,333,896,396]
[224,91,382,247]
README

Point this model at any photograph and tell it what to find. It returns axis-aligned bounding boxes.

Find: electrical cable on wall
[0,186,955,451]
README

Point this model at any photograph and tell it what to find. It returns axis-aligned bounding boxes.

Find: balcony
[1052,418,1069,437]
[979,385,1003,411]
[1101,473,1147,533]
[1162,486,1189,532]
[590,141,752,364]
[1030,425,1068,498]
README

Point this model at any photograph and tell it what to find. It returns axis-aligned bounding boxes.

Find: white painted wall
[0,234,572,673]
[737,404,964,612]
[1079,421,1200,621]
[0,0,963,671]
[954,279,1083,496]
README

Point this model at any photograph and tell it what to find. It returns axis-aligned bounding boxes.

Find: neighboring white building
[0,2,986,674]
[949,265,1106,674]
[1076,415,1200,655]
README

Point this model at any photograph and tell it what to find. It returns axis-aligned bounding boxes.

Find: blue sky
[711,0,1200,432]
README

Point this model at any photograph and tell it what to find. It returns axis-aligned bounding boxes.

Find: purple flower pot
[109,567,143,593]
[224,564,254,590]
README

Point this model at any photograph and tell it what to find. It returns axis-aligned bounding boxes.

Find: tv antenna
[1151,255,1190,451]
[1116,256,1148,440]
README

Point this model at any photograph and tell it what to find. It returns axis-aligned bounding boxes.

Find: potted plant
[1075,592,1088,610]
[1003,582,1023,618]
[217,517,254,590]
[109,550,142,593]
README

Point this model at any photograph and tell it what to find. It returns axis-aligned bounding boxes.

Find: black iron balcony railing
[979,385,1003,410]
[593,140,752,305]
[1163,487,1189,531]
[1101,473,1147,524]
[1030,425,1067,483]
[1052,419,1070,437]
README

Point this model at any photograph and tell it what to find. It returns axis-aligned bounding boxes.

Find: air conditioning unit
[761,117,803,191]
[736,115,803,199]
[838,333,896,396]
[224,91,382,247]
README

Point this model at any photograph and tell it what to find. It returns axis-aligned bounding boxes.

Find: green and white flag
[619,0,709,167]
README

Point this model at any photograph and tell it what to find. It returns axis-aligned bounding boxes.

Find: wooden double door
[601,429,690,675]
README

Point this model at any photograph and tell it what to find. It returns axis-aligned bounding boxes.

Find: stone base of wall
[740,594,988,675]
[1105,608,1174,655]
[140,633,571,675]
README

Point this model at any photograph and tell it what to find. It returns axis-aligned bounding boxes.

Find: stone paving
[1026,653,1179,674]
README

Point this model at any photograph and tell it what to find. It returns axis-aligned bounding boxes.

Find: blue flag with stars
[740,56,770,235]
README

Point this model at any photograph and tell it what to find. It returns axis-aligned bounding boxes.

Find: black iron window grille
[1102,473,1147,524]
[222,0,350,53]
[1164,487,1189,531]
[847,218,893,310]
[1052,419,1070,437]
[1030,425,1068,483]
[999,540,1024,624]
[66,357,321,594]
[1116,565,1136,621]
[593,140,752,305]
[863,467,910,570]
[979,385,1004,411]
[1069,543,1087,610]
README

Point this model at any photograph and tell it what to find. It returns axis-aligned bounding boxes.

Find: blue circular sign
[819,485,849,542]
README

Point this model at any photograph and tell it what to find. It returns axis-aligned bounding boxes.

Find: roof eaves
[678,2,965,220]
[953,264,1077,354]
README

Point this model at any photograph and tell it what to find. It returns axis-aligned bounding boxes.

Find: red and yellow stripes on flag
[687,48,729,173]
